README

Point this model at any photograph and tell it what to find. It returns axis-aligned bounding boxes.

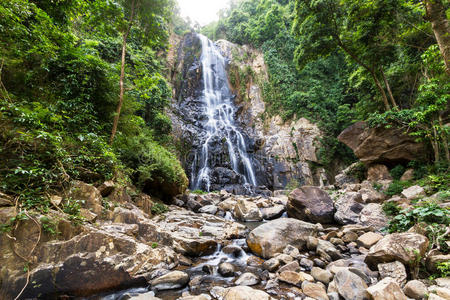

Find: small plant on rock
[151,203,169,215]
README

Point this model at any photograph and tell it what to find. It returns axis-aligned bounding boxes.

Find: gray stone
[233,198,262,222]
[235,272,260,286]
[287,186,335,223]
[218,262,235,277]
[334,192,364,225]
[334,269,369,300]
[401,185,425,200]
[378,261,407,287]
[365,233,429,269]
[311,267,333,284]
[150,271,189,291]
[367,277,407,300]
[198,205,218,215]
[247,218,317,258]
[404,280,427,299]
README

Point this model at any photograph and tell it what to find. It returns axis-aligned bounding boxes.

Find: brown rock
[356,232,383,249]
[333,269,369,300]
[98,180,115,197]
[278,271,303,287]
[338,121,425,165]
[68,181,103,215]
[365,233,429,269]
[223,286,272,300]
[403,280,427,299]
[287,186,335,223]
[367,165,392,181]
[302,281,329,300]
[367,277,407,300]
[378,261,407,286]
[247,218,317,258]
[400,169,415,181]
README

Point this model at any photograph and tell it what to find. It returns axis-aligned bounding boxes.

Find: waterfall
[192,34,257,191]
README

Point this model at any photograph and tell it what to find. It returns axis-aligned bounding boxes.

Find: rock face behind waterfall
[169,33,327,192]
[169,33,260,194]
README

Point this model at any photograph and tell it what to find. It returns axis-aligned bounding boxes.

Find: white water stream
[191,34,257,191]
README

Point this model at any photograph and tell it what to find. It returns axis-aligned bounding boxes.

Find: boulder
[246,218,317,258]
[400,169,415,181]
[68,181,103,214]
[359,203,388,230]
[334,192,364,225]
[234,272,260,286]
[233,198,262,221]
[366,277,407,300]
[287,186,335,223]
[367,165,392,181]
[378,261,407,286]
[98,180,116,197]
[403,280,427,299]
[278,271,303,287]
[301,281,329,300]
[401,186,425,200]
[218,262,235,277]
[223,286,272,300]
[311,267,333,284]
[357,232,383,249]
[333,269,369,300]
[261,205,285,220]
[198,205,218,215]
[338,121,425,164]
[365,233,429,269]
[150,271,189,291]
[334,162,364,188]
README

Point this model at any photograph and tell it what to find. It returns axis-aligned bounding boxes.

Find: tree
[422,0,450,75]
[110,0,173,144]
[293,0,405,110]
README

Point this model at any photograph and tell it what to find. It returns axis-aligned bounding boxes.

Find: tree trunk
[110,0,136,144]
[431,118,440,163]
[438,113,450,162]
[372,73,392,111]
[380,67,398,109]
[423,0,450,75]
[335,37,391,110]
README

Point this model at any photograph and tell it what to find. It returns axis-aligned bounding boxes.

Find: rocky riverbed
[1,170,449,300]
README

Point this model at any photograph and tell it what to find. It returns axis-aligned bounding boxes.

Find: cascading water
[191,34,257,191]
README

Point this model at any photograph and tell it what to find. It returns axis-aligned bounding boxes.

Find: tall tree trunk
[431,117,440,163]
[335,37,391,110]
[423,0,450,75]
[110,0,136,144]
[438,113,450,162]
[380,67,398,109]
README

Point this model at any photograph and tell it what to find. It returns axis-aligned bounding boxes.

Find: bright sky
[177,0,229,26]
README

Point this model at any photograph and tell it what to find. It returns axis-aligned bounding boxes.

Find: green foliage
[151,242,158,248]
[386,201,449,232]
[390,165,406,181]
[436,261,450,278]
[40,216,59,235]
[382,201,401,216]
[151,202,169,215]
[385,180,410,197]
[372,182,383,192]
[0,0,187,211]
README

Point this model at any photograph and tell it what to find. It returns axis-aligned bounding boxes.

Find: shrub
[390,165,406,181]
[151,203,169,215]
[385,180,410,197]
[382,201,401,216]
